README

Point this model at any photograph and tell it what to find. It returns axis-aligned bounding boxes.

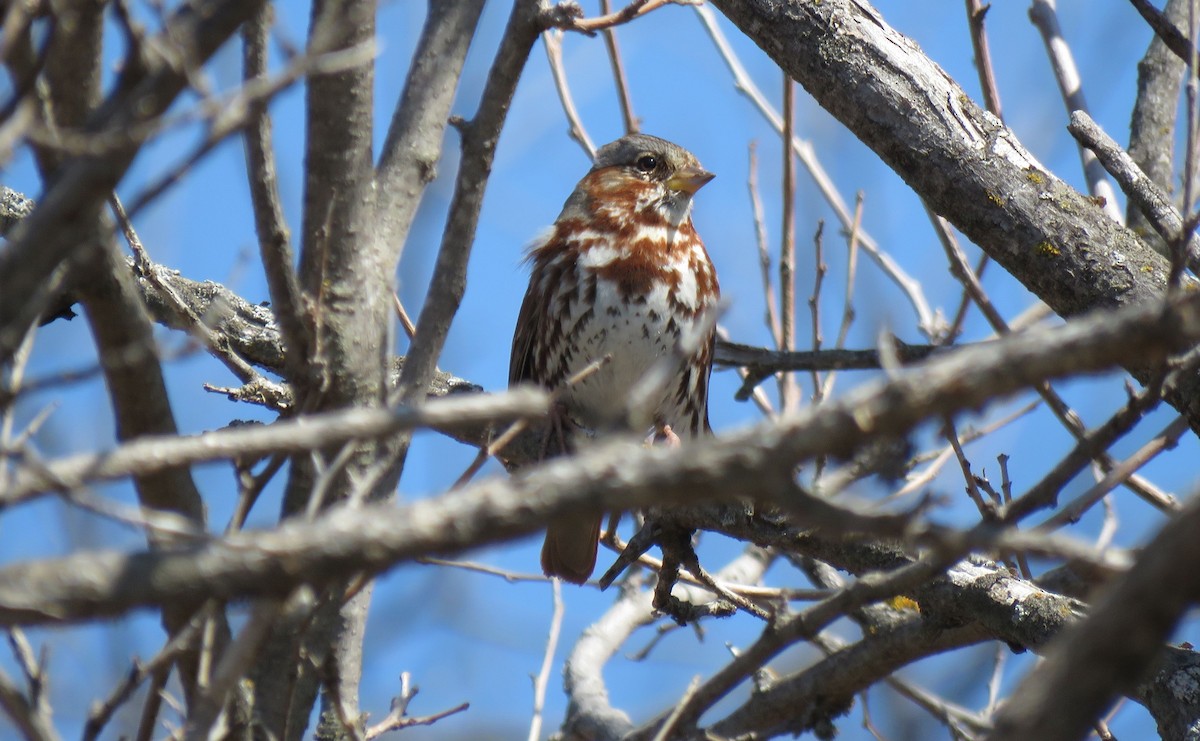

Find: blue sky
[3,1,1195,738]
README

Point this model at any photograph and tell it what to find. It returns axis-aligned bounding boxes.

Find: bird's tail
[541,513,602,584]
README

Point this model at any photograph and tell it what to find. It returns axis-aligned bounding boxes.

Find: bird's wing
[509,228,558,388]
[508,276,544,387]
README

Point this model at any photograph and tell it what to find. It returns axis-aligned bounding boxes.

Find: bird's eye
[635,155,658,172]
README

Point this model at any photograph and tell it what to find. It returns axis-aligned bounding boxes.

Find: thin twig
[882,674,991,736]
[832,193,864,351]
[716,326,775,417]
[1097,491,1119,551]
[120,40,377,221]
[419,557,551,584]
[821,193,864,401]
[942,417,994,517]
[779,76,799,412]
[652,675,702,741]
[889,400,1041,500]
[747,141,782,347]
[527,580,563,741]
[1177,0,1200,288]
[1038,415,1189,530]
[451,356,610,488]
[965,0,1003,120]
[807,222,826,406]
[548,0,700,34]
[6,629,53,739]
[243,4,311,380]
[927,203,1173,511]
[0,322,37,485]
[541,29,597,159]
[603,532,823,600]
[226,453,288,533]
[1068,110,1200,269]
[84,618,205,741]
[598,0,639,134]
[1028,0,1122,222]
[682,558,772,621]
[365,672,469,739]
[1002,382,1175,522]
[392,292,417,341]
[1128,0,1195,64]
[394,0,543,412]
[0,665,58,741]
[944,253,989,343]
[111,194,263,384]
[692,3,938,337]
[133,665,169,741]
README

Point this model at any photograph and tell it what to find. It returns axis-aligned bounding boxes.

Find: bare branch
[542,29,597,159]
[1069,110,1200,267]
[242,4,311,384]
[964,0,1003,119]
[991,490,1200,741]
[375,0,487,271]
[1028,0,1121,221]
[0,0,267,362]
[2,389,549,506]
[693,3,938,338]
[1128,0,1195,64]
[708,0,1200,427]
[527,580,562,741]
[546,0,700,34]
[396,0,543,406]
[2,292,1199,626]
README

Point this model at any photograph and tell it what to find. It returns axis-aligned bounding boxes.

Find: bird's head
[584,134,714,227]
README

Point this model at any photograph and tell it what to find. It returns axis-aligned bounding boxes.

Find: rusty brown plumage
[509,134,720,584]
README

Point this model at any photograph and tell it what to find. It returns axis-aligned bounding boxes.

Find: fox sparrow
[509,134,720,583]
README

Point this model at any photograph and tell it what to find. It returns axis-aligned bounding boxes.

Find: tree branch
[708,0,1200,428]
[4,291,1200,627]
[394,0,543,407]
[0,0,266,362]
[374,0,487,270]
[991,490,1200,741]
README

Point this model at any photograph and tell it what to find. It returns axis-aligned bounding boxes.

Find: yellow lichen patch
[885,595,920,613]
[987,191,1003,206]
[1036,241,1060,257]
[1025,168,1044,185]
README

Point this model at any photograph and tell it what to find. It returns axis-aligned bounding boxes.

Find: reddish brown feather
[510,138,720,581]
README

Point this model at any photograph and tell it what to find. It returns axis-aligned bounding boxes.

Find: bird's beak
[667,166,715,195]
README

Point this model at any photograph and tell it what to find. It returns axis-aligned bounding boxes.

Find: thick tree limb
[708,0,1200,429]
[264,0,383,731]
[706,619,989,739]
[8,282,1200,509]
[669,505,1198,740]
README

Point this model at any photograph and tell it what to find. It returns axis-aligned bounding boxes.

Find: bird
[509,133,720,584]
